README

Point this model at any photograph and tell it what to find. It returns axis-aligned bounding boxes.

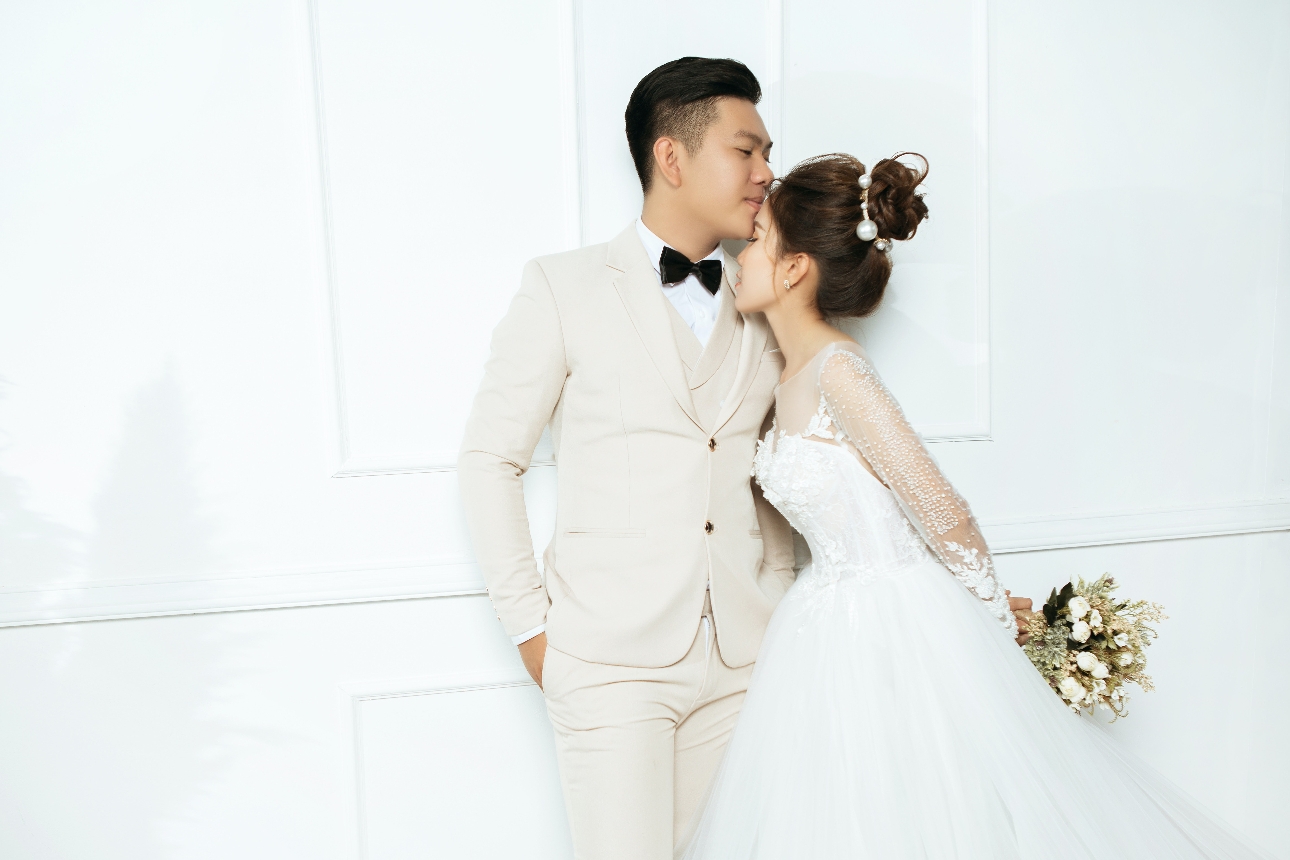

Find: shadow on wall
[0,365,217,591]
[89,364,217,582]
[0,377,84,588]
[0,467,84,587]
[0,369,271,857]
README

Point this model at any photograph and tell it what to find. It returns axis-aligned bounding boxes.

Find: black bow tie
[660,246,723,295]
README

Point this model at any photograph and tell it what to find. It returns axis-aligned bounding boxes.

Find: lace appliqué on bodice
[754,345,1017,636]
[752,399,931,598]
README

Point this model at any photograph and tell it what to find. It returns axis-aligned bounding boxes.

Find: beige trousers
[542,593,752,860]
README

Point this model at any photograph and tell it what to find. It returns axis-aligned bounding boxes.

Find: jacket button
[708,438,717,451]
[704,521,714,534]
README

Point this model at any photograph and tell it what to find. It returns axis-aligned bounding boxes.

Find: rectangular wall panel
[783,0,990,438]
[352,680,571,859]
[577,0,776,245]
[312,0,574,473]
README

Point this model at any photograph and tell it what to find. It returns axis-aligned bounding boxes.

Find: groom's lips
[745,196,763,212]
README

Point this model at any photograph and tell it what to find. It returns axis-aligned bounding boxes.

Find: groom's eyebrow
[734,130,774,156]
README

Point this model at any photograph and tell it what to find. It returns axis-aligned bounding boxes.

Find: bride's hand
[1006,591,1034,646]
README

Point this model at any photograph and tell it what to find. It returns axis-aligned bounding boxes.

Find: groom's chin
[722,210,757,242]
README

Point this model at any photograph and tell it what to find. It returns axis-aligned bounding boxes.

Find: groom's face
[675,97,773,240]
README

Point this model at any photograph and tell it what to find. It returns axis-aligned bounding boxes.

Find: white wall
[0,1,1287,857]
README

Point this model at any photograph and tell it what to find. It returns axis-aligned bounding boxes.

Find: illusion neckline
[776,339,863,389]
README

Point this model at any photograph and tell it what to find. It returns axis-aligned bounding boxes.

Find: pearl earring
[783,279,792,290]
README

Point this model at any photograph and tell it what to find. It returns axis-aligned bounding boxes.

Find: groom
[458,58,794,858]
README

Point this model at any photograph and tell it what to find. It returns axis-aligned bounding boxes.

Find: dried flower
[1023,574,1166,719]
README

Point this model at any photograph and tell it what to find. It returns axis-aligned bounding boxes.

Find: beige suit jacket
[458,223,796,668]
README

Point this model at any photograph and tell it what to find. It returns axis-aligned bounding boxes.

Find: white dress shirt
[510,221,726,646]
[635,218,724,348]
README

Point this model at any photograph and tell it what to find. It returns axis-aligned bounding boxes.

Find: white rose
[1089,609,1102,629]
[1114,633,1129,647]
[1070,620,1091,642]
[1068,596,1090,620]
[1117,651,1134,666]
[1059,676,1084,701]
[1092,679,1107,694]
[1091,661,1110,680]
[1076,652,1097,672]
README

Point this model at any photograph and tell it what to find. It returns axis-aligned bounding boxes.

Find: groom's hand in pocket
[519,632,548,690]
[1006,591,1034,646]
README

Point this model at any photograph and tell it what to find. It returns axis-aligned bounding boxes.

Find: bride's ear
[783,252,813,289]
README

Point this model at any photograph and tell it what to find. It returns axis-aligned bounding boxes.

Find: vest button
[708,438,717,451]
[704,521,714,534]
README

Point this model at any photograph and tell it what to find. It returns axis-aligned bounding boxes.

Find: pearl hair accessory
[856,171,880,244]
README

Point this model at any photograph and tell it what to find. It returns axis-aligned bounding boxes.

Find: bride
[680,153,1271,859]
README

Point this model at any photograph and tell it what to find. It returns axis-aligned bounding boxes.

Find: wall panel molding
[763,0,784,160]
[336,670,538,860]
[986,498,1290,554]
[0,558,486,629]
[2,497,1285,628]
[913,0,993,442]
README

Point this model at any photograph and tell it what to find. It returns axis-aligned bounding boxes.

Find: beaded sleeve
[818,348,1017,635]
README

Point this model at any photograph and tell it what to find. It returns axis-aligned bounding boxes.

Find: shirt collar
[635,218,723,277]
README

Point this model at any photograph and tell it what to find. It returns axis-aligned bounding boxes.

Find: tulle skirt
[679,559,1271,859]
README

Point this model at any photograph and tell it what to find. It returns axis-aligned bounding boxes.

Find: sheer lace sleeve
[818,347,1017,635]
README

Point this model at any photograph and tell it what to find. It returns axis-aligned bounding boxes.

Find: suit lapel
[710,249,769,435]
[606,225,702,430]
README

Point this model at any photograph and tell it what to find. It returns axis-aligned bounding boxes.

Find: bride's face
[733,207,781,314]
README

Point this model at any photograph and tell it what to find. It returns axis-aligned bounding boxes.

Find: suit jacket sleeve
[754,409,797,592]
[457,260,567,638]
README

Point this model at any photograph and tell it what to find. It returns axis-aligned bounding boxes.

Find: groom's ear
[651,137,685,190]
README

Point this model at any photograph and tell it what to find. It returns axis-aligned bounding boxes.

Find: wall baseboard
[1,499,1285,629]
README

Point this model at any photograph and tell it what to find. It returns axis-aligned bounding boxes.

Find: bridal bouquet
[1022,575,1166,719]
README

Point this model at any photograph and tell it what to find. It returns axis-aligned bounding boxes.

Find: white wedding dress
[680,341,1270,859]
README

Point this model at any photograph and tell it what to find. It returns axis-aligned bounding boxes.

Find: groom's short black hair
[625,57,762,193]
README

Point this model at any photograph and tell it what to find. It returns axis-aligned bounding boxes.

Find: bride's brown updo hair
[767,152,929,318]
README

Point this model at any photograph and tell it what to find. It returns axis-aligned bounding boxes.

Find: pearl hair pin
[856,171,881,247]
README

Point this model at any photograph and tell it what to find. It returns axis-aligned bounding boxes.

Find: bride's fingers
[1007,594,1033,612]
